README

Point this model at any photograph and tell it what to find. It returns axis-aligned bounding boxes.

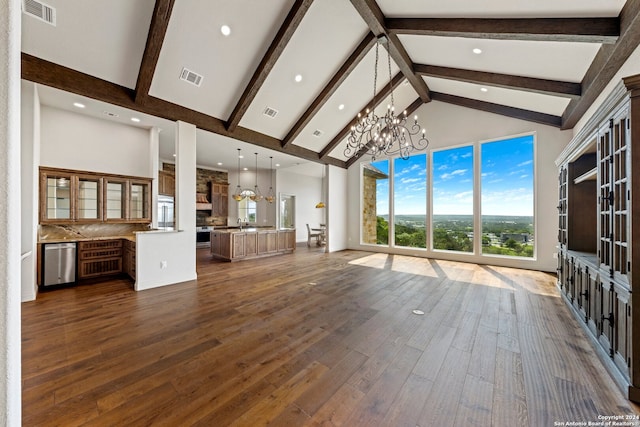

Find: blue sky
[372,134,534,217]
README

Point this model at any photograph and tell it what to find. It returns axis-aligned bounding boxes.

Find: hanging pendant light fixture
[249,152,264,202]
[265,156,276,203]
[344,35,429,161]
[316,165,325,209]
[232,148,245,201]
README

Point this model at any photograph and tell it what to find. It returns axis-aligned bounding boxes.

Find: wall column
[0,0,23,424]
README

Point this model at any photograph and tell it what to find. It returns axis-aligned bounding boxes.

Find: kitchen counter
[211,228,295,261]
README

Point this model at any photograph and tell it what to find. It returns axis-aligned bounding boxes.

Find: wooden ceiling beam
[345,97,424,168]
[319,73,404,160]
[349,0,430,102]
[430,92,562,127]
[134,0,175,105]
[562,0,640,129]
[281,33,376,148]
[415,64,581,98]
[386,17,620,43]
[22,53,345,168]
[225,0,314,132]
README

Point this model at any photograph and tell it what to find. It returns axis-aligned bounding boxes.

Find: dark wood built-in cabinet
[556,75,640,402]
[158,170,175,197]
[40,167,152,224]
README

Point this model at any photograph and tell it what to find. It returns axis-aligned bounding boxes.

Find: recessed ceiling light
[220,25,231,36]
[473,48,482,55]
[338,104,345,110]
[217,162,223,166]
[294,74,303,83]
[172,154,176,157]
[130,117,140,123]
[73,102,85,109]
[243,167,248,171]
[239,155,244,159]
[480,87,488,92]
[275,163,280,167]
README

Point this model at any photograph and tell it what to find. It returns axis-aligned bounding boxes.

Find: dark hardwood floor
[23,247,639,426]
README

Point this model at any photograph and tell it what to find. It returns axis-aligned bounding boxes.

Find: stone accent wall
[162,163,229,226]
[362,173,378,244]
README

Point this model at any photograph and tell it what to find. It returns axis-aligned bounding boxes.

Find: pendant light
[265,156,275,203]
[232,148,245,201]
[316,165,325,208]
[249,152,264,202]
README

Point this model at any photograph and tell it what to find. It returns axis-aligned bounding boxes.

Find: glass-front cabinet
[103,179,127,221]
[40,167,151,224]
[129,180,150,221]
[76,175,102,221]
[42,171,74,222]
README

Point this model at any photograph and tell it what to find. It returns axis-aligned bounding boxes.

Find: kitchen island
[210,228,295,261]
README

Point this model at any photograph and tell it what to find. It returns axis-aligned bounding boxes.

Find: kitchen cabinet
[555,75,640,402]
[212,183,229,217]
[40,167,152,224]
[158,170,175,197]
[78,239,123,279]
[123,239,136,280]
[211,229,295,261]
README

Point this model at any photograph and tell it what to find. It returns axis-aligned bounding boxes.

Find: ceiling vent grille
[263,107,279,118]
[23,0,56,26]
[179,68,203,87]
[312,129,324,137]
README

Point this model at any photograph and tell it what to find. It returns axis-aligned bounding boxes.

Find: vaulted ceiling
[21,0,640,169]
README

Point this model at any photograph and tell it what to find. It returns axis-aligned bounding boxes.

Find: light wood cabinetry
[158,170,175,197]
[40,167,151,224]
[555,75,640,402]
[212,183,229,217]
[211,229,295,261]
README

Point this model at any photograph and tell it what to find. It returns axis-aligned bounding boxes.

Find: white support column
[150,127,160,229]
[0,0,22,424]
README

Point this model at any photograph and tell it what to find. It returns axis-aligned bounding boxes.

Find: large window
[432,145,474,252]
[481,135,535,258]
[362,160,389,245]
[238,190,257,223]
[394,154,427,248]
[360,132,535,259]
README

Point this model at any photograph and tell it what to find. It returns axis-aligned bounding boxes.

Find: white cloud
[441,169,467,180]
[517,160,533,167]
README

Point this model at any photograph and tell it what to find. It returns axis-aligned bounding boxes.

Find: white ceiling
[20,0,632,170]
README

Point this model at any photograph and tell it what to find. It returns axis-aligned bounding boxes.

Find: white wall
[327,165,348,252]
[40,106,151,177]
[347,100,572,272]
[227,168,276,227]
[1,0,22,424]
[20,82,39,302]
[277,169,323,242]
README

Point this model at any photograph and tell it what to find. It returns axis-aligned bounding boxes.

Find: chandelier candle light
[344,35,429,161]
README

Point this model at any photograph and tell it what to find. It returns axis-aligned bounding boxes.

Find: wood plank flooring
[22,247,640,426]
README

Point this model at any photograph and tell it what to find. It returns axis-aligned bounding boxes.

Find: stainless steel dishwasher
[42,242,77,287]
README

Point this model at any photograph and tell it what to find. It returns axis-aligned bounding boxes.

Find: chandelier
[344,35,429,161]
[265,156,275,203]
[232,148,245,201]
[249,152,264,202]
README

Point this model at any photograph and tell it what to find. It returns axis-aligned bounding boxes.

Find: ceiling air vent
[263,107,279,118]
[312,129,324,137]
[23,0,56,26]
[179,68,203,87]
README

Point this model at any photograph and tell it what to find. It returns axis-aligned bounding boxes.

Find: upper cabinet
[158,170,175,197]
[40,167,152,224]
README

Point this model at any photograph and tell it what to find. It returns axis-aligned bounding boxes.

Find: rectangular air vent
[179,68,203,87]
[312,129,324,137]
[263,107,279,118]
[23,0,56,26]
